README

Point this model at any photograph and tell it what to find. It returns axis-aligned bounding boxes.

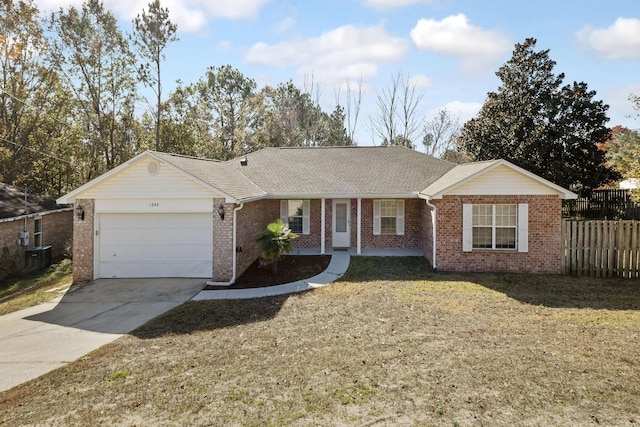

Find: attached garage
[97,213,213,278]
[57,154,230,281]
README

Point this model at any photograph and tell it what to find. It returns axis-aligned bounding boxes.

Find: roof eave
[420,160,577,200]
[264,192,421,199]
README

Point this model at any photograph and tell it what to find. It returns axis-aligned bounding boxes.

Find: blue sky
[42,0,640,145]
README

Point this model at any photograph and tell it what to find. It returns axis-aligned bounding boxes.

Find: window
[472,204,516,249]
[373,200,404,235]
[34,217,42,247]
[463,203,528,253]
[280,200,310,234]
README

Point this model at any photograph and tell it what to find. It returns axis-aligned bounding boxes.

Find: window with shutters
[280,200,310,234]
[373,200,404,235]
[463,203,528,253]
[472,204,516,249]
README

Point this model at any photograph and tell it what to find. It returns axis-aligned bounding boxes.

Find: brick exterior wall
[235,199,280,280]
[0,209,73,280]
[359,198,422,249]
[72,199,95,283]
[418,200,434,264]
[433,195,562,274]
[212,199,233,282]
[302,198,425,249]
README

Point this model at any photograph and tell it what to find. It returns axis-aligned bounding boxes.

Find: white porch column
[321,198,326,254]
[357,197,362,255]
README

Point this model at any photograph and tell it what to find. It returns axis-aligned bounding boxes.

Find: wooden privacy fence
[562,189,640,220]
[562,220,640,278]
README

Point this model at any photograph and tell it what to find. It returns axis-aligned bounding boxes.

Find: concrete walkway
[0,278,204,392]
[193,252,350,300]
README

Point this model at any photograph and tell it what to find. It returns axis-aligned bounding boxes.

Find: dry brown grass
[1,257,639,426]
[0,259,72,315]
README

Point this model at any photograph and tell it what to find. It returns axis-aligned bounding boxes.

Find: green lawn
[1,257,639,426]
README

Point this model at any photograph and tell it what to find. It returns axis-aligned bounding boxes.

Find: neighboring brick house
[56,147,576,284]
[0,183,73,280]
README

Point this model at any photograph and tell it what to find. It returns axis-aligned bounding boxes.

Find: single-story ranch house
[57,146,576,284]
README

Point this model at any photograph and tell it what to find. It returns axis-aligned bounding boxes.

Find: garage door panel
[100,229,210,246]
[99,243,211,262]
[99,260,212,279]
[98,213,213,278]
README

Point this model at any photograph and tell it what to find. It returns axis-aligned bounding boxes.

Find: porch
[290,247,424,257]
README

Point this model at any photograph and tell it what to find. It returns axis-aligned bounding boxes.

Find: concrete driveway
[0,278,205,392]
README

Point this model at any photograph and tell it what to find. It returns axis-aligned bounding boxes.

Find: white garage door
[98,213,213,278]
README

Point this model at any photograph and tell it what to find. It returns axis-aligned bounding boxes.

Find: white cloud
[274,17,296,34]
[411,14,510,57]
[38,0,270,33]
[362,0,434,9]
[245,24,409,83]
[410,14,511,75]
[427,101,482,124]
[408,73,433,90]
[577,18,640,60]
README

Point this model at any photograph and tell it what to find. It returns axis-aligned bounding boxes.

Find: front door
[332,199,350,248]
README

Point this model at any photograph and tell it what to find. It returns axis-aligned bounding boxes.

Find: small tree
[257,220,298,272]
[132,0,178,151]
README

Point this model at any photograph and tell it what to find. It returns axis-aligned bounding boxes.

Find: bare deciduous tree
[370,72,424,148]
[422,108,460,157]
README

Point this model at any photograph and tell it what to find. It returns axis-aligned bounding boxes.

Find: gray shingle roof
[0,183,61,219]
[155,146,457,200]
[153,152,265,201]
[224,146,457,199]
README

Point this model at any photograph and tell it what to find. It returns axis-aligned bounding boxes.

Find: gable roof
[420,159,577,199]
[227,146,457,198]
[58,146,576,204]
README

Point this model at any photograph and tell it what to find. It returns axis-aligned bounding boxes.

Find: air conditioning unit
[25,245,52,270]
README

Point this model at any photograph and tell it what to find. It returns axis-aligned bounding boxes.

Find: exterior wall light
[75,204,85,220]
[217,203,225,220]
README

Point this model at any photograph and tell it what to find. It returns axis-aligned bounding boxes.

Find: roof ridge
[152,151,221,163]
[275,145,410,150]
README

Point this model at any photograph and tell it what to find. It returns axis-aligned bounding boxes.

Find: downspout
[206,203,244,286]
[424,198,437,271]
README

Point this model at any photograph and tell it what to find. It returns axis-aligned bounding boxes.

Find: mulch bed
[204,255,331,290]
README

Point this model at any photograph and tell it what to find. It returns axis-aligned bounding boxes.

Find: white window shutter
[302,200,310,234]
[373,200,381,235]
[462,204,473,252]
[280,200,288,225]
[518,203,528,253]
[396,200,404,235]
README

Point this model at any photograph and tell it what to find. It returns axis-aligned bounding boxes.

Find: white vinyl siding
[280,200,310,234]
[80,158,218,199]
[448,165,559,196]
[462,203,528,253]
[373,200,404,236]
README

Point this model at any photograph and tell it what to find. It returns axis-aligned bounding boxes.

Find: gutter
[206,203,244,286]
